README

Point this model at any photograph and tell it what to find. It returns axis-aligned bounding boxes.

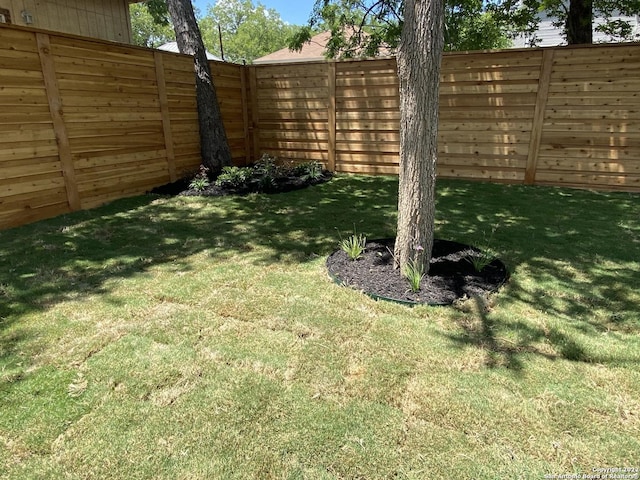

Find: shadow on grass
[0,175,399,322]
[444,292,639,373]
[433,181,639,370]
[444,295,597,373]
[1,175,638,374]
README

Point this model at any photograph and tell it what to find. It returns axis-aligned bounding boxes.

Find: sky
[191,0,317,26]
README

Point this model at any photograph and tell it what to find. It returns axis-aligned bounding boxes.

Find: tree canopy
[198,0,300,63]
[493,0,640,45]
[130,2,175,48]
[290,0,511,55]
[291,0,640,57]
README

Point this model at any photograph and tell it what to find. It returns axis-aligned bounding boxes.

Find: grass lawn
[1,175,639,479]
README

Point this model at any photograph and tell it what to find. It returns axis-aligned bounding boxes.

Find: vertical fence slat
[327,62,337,172]
[248,66,260,161]
[525,49,554,185]
[36,32,81,211]
[154,51,177,182]
[240,65,251,166]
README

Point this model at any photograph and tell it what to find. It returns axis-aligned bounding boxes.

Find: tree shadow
[433,180,639,335]
[432,180,638,370]
[443,295,593,373]
[0,175,399,323]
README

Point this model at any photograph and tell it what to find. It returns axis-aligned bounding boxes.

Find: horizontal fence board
[0,174,67,198]
[538,158,640,173]
[535,170,640,187]
[0,186,68,211]
[0,203,72,231]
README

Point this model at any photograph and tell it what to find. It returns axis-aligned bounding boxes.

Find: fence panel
[438,50,542,183]
[251,62,330,163]
[0,25,247,230]
[335,58,400,174]
[0,28,70,230]
[536,44,640,191]
[49,34,172,210]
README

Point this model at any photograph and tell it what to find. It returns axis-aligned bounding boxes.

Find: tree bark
[165,0,232,175]
[566,0,593,44]
[394,0,445,274]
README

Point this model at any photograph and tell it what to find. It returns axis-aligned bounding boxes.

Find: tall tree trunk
[566,0,593,44]
[394,0,445,275]
[165,0,232,175]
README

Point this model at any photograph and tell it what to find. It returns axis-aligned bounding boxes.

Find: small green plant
[215,166,251,189]
[339,230,367,261]
[467,248,497,272]
[404,244,425,292]
[466,225,499,272]
[189,165,210,191]
[298,161,324,182]
[253,154,278,191]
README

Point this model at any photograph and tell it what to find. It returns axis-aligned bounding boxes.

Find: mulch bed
[326,238,509,305]
[149,172,333,197]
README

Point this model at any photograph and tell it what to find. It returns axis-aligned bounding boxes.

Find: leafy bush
[189,165,210,191]
[253,154,279,191]
[215,166,251,189]
[208,155,329,194]
[299,161,324,182]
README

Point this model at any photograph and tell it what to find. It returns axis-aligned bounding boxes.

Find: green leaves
[199,0,301,63]
[130,2,175,47]
[339,231,367,261]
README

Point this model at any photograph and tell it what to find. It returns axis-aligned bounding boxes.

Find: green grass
[1,175,639,479]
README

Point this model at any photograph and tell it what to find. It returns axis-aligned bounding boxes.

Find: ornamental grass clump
[403,245,425,292]
[466,225,499,272]
[339,231,367,261]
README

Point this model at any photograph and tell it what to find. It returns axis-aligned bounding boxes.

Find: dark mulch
[149,172,333,197]
[326,238,509,305]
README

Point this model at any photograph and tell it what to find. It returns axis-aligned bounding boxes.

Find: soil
[326,238,509,305]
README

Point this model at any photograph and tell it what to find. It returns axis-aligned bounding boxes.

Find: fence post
[36,32,81,211]
[327,62,337,172]
[248,66,260,162]
[240,65,251,166]
[153,51,177,182]
[525,48,554,185]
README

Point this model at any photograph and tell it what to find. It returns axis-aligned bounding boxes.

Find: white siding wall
[512,12,639,47]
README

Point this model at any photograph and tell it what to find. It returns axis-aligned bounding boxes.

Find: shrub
[215,166,251,189]
[252,154,279,191]
[189,165,210,191]
[299,161,324,182]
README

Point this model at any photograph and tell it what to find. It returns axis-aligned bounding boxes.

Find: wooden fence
[0,25,247,230]
[1,23,639,231]
[250,43,640,192]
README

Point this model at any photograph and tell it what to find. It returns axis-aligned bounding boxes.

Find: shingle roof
[253,31,332,64]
